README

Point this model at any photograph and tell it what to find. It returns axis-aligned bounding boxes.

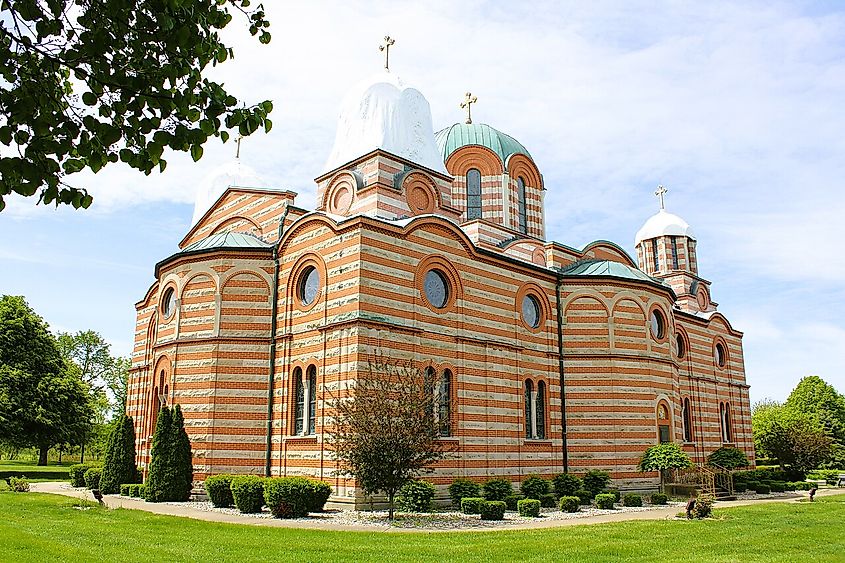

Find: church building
[126,58,754,504]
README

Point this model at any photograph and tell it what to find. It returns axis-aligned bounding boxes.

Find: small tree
[638,443,693,492]
[707,446,749,470]
[327,353,449,519]
[145,405,193,502]
[99,414,137,494]
[753,401,833,472]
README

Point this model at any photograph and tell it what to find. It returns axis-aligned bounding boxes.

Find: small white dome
[635,209,696,245]
[191,159,267,225]
[323,71,447,175]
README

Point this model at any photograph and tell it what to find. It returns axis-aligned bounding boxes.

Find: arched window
[293,367,304,435]
[652,239,660,272]
[720,402,733,443]
[438,370,452,437]
[657,401,671,443]
[682,398,693,442]
[307,365,317,435]
[466,168,482,219]
[536,381,546,439]
[524,379,534,439]
[424,366,436,421]
[517,177,527,234]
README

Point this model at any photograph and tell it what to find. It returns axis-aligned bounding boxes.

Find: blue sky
[1,1,843,401]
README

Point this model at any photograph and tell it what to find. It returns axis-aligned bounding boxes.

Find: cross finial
[655,184,668,210]
[235,135,244,159]
[460,92,478,124]
[379,36,395,71]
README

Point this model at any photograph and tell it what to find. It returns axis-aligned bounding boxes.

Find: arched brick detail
[179,273,217,339]
[415,254,463,314]
[507,154,542,190]
[445,145,504,177]
[321,171,360,215]
[612,297,647,352]
[565,294,610,351]
[288,253,328,313]
[402,171,440,215]
[515,282,551,333]
[220,272,272,338]
[210,215,262,237]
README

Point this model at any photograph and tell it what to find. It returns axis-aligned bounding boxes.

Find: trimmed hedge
[128,484,140,497]
[482,479,513,501]
[69,464,92,487]
[517,498,540,517]
[461,497,485,515]
[734,468,806,484]
[230,475,265,513]
[539,493,557,508]
[308,480,332,513]
[783,482,797,492]
[559,495,580,513]
[769,481,786,493]
[204,475,235,508]
[574,489,593,505]
[448,478,481,507]
[604,488,621,503]
[120,484,131,496]
[520,475,549,500]
[650,493,668,505]
[0,469,70,482]
[398,479,436,512]
[138,484,146,498]
[552,473,582,497]
[83,467,102,490]
[733,481,747,493]
[594,493,615,509]
[480,500,506,521]
[622,494,642,507]
[263,477,312,518]
[753,483,771,495]
[505,494,525,511]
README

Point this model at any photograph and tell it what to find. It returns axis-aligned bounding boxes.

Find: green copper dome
[435,123,532,164]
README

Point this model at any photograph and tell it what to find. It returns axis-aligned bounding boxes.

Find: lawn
[1,493,843,562]
[0,460,72,482]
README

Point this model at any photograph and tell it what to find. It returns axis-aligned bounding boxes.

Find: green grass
[1,492,844,562]
[0,460,72,482]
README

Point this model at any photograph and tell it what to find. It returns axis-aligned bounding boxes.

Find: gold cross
[235,135,244,159]
[655,184,668,210]
[379,36,395,71]
[460,92,478,124]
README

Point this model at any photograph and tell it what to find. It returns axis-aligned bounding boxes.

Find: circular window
[650,309,666,340]
[423,269,449,309]
[161,287,176,319]
[521,295,541,328]
[676,333,687,359]
[715,342,727,367]
[298,266,320,306]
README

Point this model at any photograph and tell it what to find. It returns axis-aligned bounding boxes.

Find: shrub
[745,480,759,492]
[706,446,749,470]
[308,480,332,513]
[517,498,541,517]
[552,473,583,497]
[482,478,513,501]
[204,475,235,508]
[128,484,140,497]
[783,482,797,492]
[83,467,102,490]
[574,489,593,505]
[604,488,621,503]
[582,470,611,496]
[540,493,557,508]
[120,484,131,496]
[559,495,580,513]
[769,481,786,493]
[691,493,714,519]
[753,483,771,495]
[460,497,485,515]
[733,481,747,493]
[520,475,550,500]
[9,477,29,492]
[230,475,265,513]
[100,414,139,494]
[594,493,615,509]
[650,493,668,505]
[448,478,481,507]
[622,494,643,507]
[263,477,312,518]
[397,479,436,512]
[480,500,506,521]
[145,405,193,503]
[69,464,92,487]
[505,494,525,511]
[138,484,146,498]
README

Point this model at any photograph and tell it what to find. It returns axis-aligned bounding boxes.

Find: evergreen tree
[144,405,172,502]
[171,405,194,502]
[99,414,138,494]
[144,405,194,502]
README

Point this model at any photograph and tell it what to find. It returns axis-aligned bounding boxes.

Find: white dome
[323,71,447,175]
[191,159,267,225]
[635,209,696,245]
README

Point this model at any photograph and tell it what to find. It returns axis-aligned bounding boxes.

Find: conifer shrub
[460,497,485,515]
[120,484,131,496]
[622,493,643,507]
[520,475,549,500]
[448,478,481,507]
[691,493,714,518]
[604,488,621,502]
[480,500,506,521]
[552,473,582,497]
[559,495,580,513]
[482,478,513,501]
[83,467,102,490]
[505,493,525,511]
[230,475,265,513]
[263,477,312,518]
[307,480,332,512]
[517,498,541,517]
[204,475,235,508]
[145,405,194,502]
[69,464,91,487]
[574,488,593,505]
[582,470,611,497]
[100,414,139,494]
[397,479,436,512]
[650,492,669,505]
[594,493,616,509]
[138,484,146,498]
[128,484,141,497]
[540,493,557,508]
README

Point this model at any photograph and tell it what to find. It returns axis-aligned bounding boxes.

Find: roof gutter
[555,270,569,473]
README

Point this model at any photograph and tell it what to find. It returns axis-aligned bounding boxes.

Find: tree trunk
[388,492,395,521]
[58,447,63,463]
[660,469,666,493]
[80,443,85,464]
[38,445,49,466]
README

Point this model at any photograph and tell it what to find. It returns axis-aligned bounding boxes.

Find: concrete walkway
[29,482,841,534]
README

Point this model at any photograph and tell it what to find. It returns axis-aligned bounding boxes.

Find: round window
[650,309,666,340]
[715,342,726,367]
[299,266,320,306]
[676,333,687,359]
[423,269,449,309]
[521,295,540,328]
[161,287,176,319]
